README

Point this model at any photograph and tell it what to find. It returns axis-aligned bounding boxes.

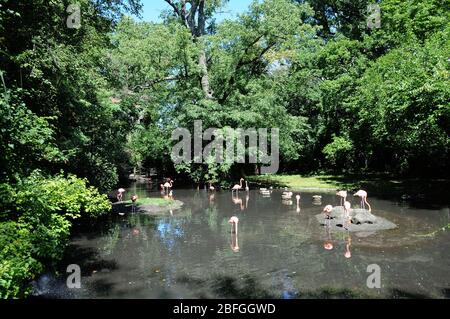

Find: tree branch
[164,0,181,16]
[219,35,273,104]
[132,76,183,91]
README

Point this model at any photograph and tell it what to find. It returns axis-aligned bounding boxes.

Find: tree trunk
[166,0,214,99]
[199,49,213,99]
[196,0,213,99]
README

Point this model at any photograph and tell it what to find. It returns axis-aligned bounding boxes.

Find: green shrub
[0,171,112,298]
[0,222,43,298]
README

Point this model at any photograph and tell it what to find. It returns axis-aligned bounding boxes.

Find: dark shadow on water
[60,244,118,276]
[441,288,450,298]
[388,288,432,299]
[211,275,274,299]
[319,175,450,209]
[207,275,372,299]
[249,174,450,209]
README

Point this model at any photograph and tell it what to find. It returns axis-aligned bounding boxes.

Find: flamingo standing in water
[245,180,249,192]
[336,190,347,206]
[163,179,173,193]
[354,190,371,212]
[342,201,352,230]
[117,188,125,202]
[323,205,333,222]
[232,178,244,193]
[131,194,138,213]
[209,182,215,191]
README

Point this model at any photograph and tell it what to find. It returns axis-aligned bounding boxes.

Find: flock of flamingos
[116,177,372,256]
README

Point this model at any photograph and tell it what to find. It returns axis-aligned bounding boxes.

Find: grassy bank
[123,197,175,206]
[247,175,339,191]
[247,174,450,205]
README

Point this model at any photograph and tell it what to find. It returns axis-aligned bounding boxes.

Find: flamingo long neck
[240,179,243,187]
[364,196,371,212]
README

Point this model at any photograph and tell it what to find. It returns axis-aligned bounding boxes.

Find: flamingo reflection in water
[344,234,352,259]
[232,193,244,211]
[296,194,301,213]
[228,216,240,252]
[323,223,334,251]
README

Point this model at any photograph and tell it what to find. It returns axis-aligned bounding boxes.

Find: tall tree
[163,0,229,99]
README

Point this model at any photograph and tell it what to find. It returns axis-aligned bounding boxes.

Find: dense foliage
[0,171,110,298]
[0,0,135,298]
[0,0,448,297]
[105,0,449,180]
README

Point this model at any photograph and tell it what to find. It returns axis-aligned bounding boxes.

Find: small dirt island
[113,197,184,215]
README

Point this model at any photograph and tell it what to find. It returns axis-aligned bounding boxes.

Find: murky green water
[34,183,450,299]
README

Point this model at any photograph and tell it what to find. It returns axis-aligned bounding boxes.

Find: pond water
[34,183,450,299]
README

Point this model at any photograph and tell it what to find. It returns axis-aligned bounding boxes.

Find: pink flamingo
[323,204,333,217]
[163,179,173,193]
[336,190,347,206]
[342,201,352,229]
[131,194,138,213]
[117,188,125,202]
[245,180,249,192]
[322,204,333,227]
[231,178,244,193]
[209,182,215,191]
[354,190,371,212]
